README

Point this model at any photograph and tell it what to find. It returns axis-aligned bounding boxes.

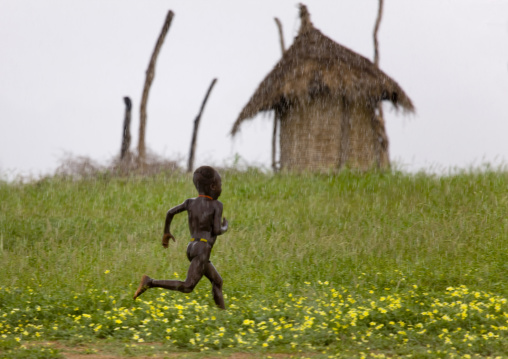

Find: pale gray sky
[1,0,507,178]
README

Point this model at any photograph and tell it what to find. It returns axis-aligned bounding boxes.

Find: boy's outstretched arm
[162,201,188,248]
[213,202,228,236]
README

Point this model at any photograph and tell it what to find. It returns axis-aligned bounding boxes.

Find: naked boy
[133,166,228,309]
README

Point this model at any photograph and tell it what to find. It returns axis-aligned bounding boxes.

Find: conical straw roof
[231,4,414,135]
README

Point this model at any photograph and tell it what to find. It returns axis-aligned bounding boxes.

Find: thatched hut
[231,4,414,171]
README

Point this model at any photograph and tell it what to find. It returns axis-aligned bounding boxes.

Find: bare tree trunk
[372,0,390,169]
[138,10,174,167]
[120,96,132,160]
[272,18,286,172]
[187,78,218,173]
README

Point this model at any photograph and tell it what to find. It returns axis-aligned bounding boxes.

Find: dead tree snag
[187,78,218,173]
[138,10,174,167]
[121,96,132,161]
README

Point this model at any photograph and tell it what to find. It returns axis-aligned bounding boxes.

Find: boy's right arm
[162,200,188,248]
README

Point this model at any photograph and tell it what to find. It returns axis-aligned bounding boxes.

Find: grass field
[1,168,507,358]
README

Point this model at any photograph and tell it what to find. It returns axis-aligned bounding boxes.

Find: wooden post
[187,78,218,173]
[372,0,390,168]
[120,96,132,160]
[271,114,278,172]
[274,17,285,55]
[138,10,174,167]
[272,17,285,172]
[373,0,383,67]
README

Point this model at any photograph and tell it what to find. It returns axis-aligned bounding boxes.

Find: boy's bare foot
[133,275,152,299]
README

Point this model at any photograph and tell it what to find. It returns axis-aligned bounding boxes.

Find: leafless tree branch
[272,17,286,172]
[373,0,384,67]
[138,10,174,167]
[187,78,218,173]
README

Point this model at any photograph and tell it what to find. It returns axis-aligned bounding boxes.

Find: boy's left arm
[162,200,188,248]
[213,201,228,236]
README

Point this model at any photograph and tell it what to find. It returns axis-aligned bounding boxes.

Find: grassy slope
[1,169,507,357]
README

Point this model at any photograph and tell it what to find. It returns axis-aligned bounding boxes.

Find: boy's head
[193,166,222,200]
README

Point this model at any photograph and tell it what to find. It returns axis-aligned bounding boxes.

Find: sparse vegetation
[1,168,507,358]
[53,151,180,179]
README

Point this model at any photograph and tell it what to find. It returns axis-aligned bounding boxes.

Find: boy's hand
[162,233,175,248]
[221,217,228,233]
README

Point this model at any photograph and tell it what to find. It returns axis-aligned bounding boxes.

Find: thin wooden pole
[187,78,218,173]
[373,0,383,67]
[372,0,390,168]
[272,17,286,172]
[274,17,285,54]
[120,96,132,160]
[271,111,278,172]
[138,10,174,167]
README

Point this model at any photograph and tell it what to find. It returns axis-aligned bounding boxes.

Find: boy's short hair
[193,166,219,194]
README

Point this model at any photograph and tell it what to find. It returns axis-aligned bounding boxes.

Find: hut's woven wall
[279,99,380,171]
[279,99,342,171]
[343,105,379,170]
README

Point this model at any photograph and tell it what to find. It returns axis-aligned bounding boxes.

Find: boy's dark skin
[133,166,228,309]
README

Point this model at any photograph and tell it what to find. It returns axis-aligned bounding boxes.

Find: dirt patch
[25,341,313,359]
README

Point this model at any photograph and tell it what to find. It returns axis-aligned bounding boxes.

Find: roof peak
[298,3,314,35]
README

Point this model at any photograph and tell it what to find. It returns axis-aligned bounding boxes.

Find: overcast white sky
[1,0,507,179]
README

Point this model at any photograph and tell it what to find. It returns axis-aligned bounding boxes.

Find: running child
[133,166,228,309]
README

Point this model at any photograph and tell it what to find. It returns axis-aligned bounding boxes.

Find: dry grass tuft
[54,150,180,180]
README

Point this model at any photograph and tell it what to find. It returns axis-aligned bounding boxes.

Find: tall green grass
[1,169,507,357]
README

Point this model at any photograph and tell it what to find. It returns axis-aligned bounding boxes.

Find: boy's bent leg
[133,274,153,299]
[204,262,225,309]
[151,279,189,292]
[152,257,205,294]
